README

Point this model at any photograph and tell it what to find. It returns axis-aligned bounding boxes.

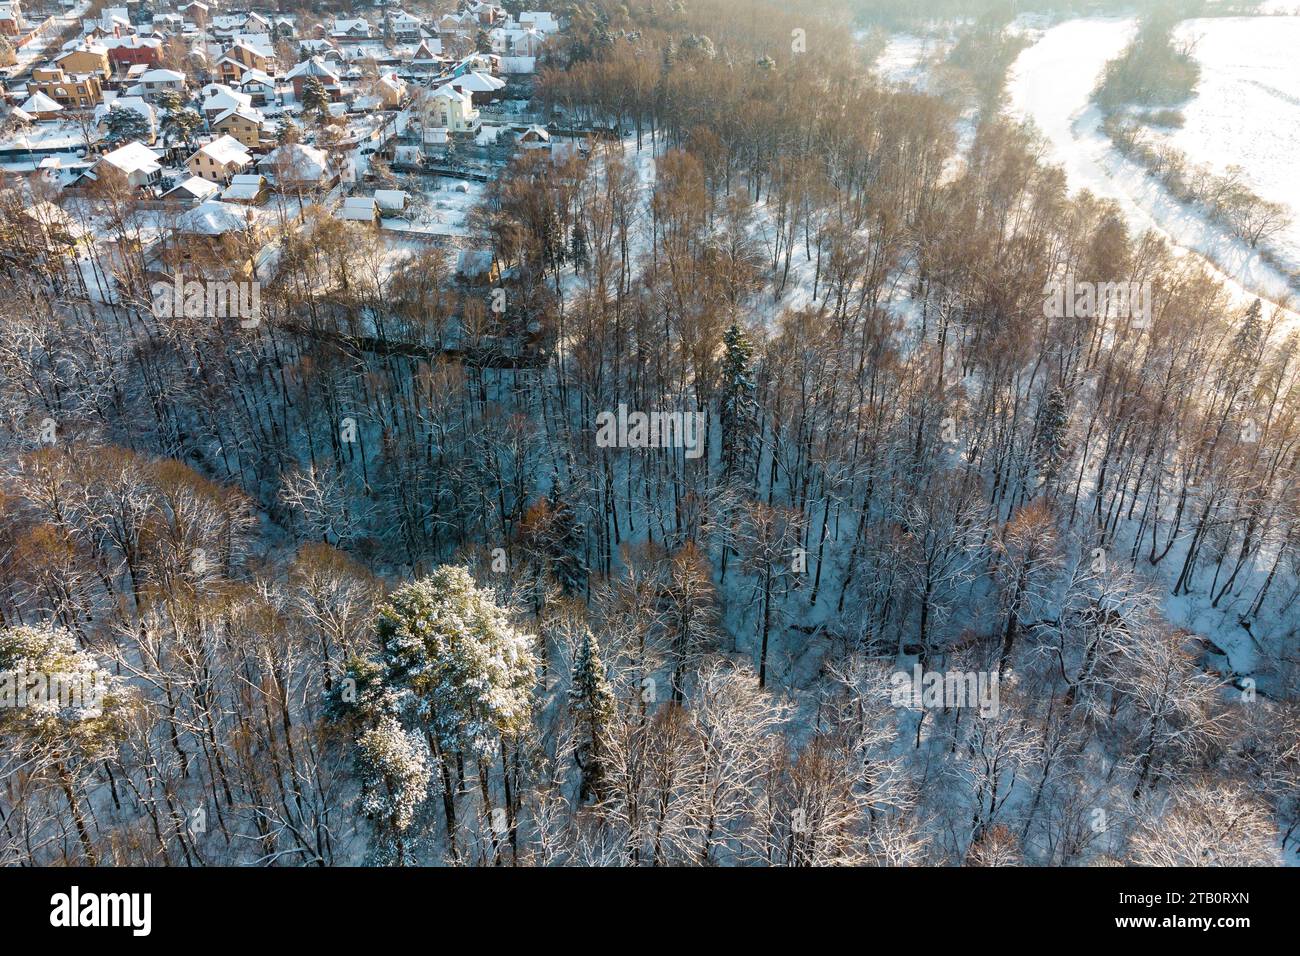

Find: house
[221,38,272,76]
[137,68,186,98]
[201,85,252,120]
[515,124,549,149]
[427,84,479,134]
[330,18,371,40]
[260,141,332,191]
[151,13,184,35]
[285,56,342,101]
[411,38,445,72]
[337,195,377,222]
[0,1,26,36]
[211,106,264,149]
[160,174,220,203]
[385,9,422,41]
[519,11,560,34]
[179,0,207,28]
[27,67,104,110]
[468,2,504,27]
[186,133,251,183]
[237,69,276,106]
[86,140,162,189]
[374,188,406,214]
[104,35,163,71]
[166,199,262,276]
[56,45,111,79]
[450,70,506,105]
[220,173,266,204]
[19,91,64,120]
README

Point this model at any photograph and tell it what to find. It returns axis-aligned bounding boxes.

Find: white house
[428,84,479,134]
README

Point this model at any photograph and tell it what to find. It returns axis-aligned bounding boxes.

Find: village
[0,0,577,292]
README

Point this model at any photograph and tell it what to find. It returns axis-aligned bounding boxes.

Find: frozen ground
[1006,16,1299,329]
[1158,15,1300,276]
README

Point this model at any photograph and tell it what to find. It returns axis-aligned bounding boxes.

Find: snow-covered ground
[1006,16,1298,328]
[872,33,942,88]
[1160,15,1300,274]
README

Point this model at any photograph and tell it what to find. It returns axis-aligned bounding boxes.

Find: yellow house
[186,134,252,183]
[211,107,264,149]
[55,45,110,79]
[28,66,103,110]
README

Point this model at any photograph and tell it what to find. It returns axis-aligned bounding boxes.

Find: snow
[1158,16,1300,277]
[1006,17,1299,331]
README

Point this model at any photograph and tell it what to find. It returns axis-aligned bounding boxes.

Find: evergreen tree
[569,220,588,269]
[1034,385,1070,489]
[567,629,615,802]
[104,105,152,146]
[356,715,433,866]
[300,74,331,122]
[719,321,758,480]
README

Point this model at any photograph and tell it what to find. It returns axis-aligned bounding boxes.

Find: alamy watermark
[151,276,261,328]
[890,665,999,717]
[1,668,106,713]
[595,403,706,460]
[1043,278,1151,327]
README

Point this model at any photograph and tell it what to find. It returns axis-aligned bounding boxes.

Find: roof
[262,142,329,181]
[203,87,253,112]
[140,68,185,82]
[221,177,264,201]
[213,106,264,127]
[451,70,506,94]
[162,175,220,200]
[194,134,251,166]
[374,189,407,211]
[176,199,253,235]
[98,141,162,176]
[20,92,63,113]
[286,56,341,82]
[338,196,377,220]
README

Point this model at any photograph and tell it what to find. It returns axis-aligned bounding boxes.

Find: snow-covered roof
[203,87,253,113]
[451,70,506,94]
[162,175,220,200]
[98,141,162,176]
[338,196,377,220]
[140,68,185,83]
[176,199,252,235]
[20,92,63,114]
[194,134,251,167]
[220,175,264,200]
[374,188,407,211]
[286,56,341,82]
[262,142,329,181]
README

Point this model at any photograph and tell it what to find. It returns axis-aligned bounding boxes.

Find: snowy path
[1006,17,1298,328]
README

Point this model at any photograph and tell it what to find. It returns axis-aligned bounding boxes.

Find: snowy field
[1160,15,1300,274]
[1005,16,1299,327]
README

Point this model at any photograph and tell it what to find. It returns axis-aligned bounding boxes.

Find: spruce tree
[719,321,758,480]
[568,629,615,802]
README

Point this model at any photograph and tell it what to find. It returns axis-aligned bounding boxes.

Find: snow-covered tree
[568,628,615,802]
[356,715,433,865]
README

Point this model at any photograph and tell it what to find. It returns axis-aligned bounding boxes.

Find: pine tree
[568,629,615,802]
[356,715,433,866]
[569,220,588,269]
[104,105,152,146]
[546,483,586,594]
[300,74,331,122]
[0,623,136,865]
[1033,385,1070,489]
[719,321,758,480]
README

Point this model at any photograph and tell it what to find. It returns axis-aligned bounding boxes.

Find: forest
[0,0,1296,867]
